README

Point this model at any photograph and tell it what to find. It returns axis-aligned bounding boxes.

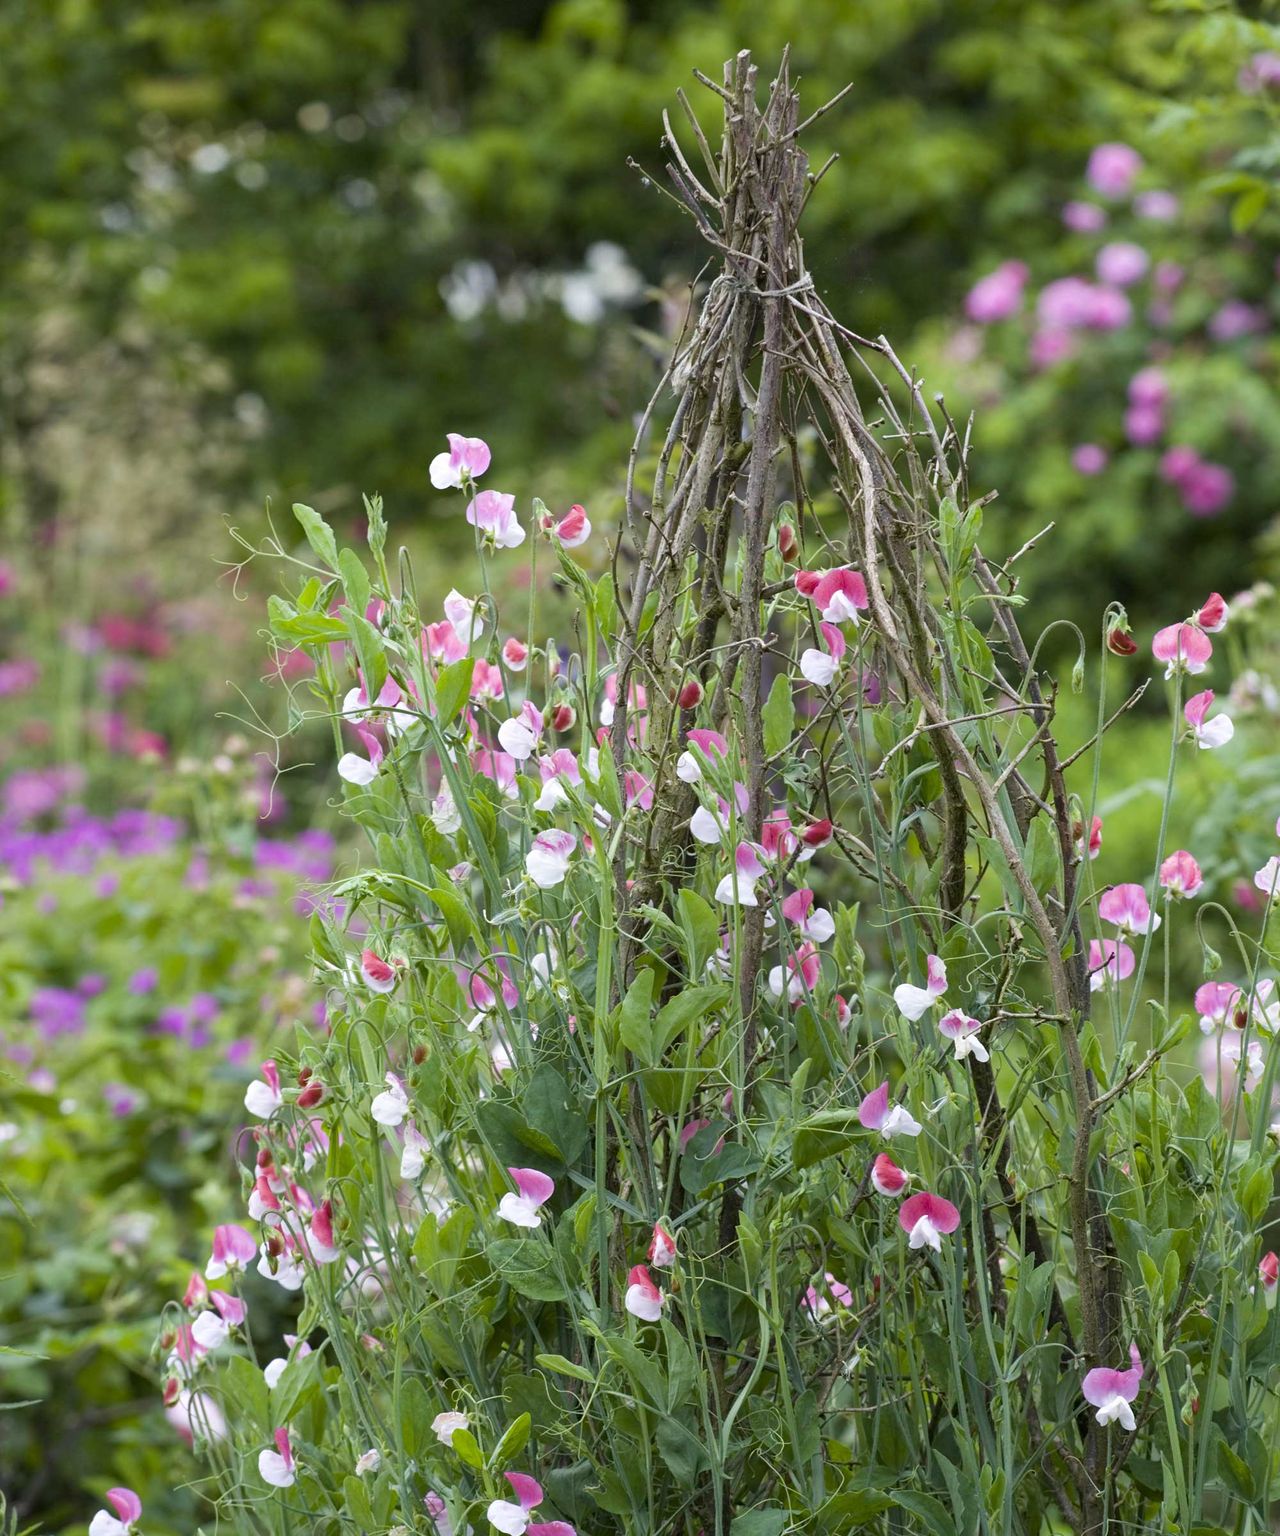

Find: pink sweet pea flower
[534,749,583,812]
[206,1224,257,1280]
[807,567,869,624]
[1153,623,1212,677]
[503,636,529,672]
[361,948,399,993]
[183,1271,209,1310]
[781,887,835,942]
[430,433,491,489]
[690,784,748,846]
[649,1222,677,1268]
[467,489,525,551]
[308,1200,340,1264]
[938,1009,989,1062]
[191,1290,247,1350]
[443,589,484,646]
[498,701,544,761]
[768,939,822,1003]
[1260,1252,1278,1309]
[1197,592,1228,632]
[1088,938,1135,991]
[799,818,834,857]
[1195,981,1244,1034]
[1081,1343,1143,1430]
[244,1059,284,1119]
[1253,856,1280,900]
[964,260,1029,324]
[871,1152,909,1196]
[338,723,384,786]
[488,1473,545,1535]
[1075,815,1103,861]
[554,504,591,549]
[259,1426,296,1488]
[1184,690,1233,749]
[676,727,729,784]
[499,1167,555,1229]
[858,1080,923,1139]
[624,1263,665,1321]
[800,621,847,687]
[89,1489,141,1536]
[1098,883,1160,935]
[760,810,799,863]
[893,954,947,1020]
[1096,241,1149,287]
[1159,850,1203,897]
[898,1190,961,1252]
[424,619,468,665]
[470,658,505,702]
[1087,143,1142,199]
[526,829,576,889]
[624,770,653,811]
[715,842,766,907]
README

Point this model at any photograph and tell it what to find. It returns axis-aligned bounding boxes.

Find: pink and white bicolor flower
[800,622,847,687]
[1195,981,1243,1034]
[190,1290,247,1351]
[554,504,591,549]
[1088,938,1135,991]
[444,589,484,646]
[624,1263,665,1321]
[768,940,821,1003]
[1184,690,1233,750]
[259,1426,296,1488]
[1159,850,1203,897]
[893,955,947,1021]
[938,1009,989,1062]
[526,829,577,889]
[503,636,529,672]
[499,701,544,761]
[858,1080,923,1139]
[781,887,835,942]
[1081,1343,1144,1430]
[1260,1251,1278,1309]
[430,432,491,489]
[871,1152,910,1196]
[675,728,729,784]
[338,723,384,786]
[89,1489,141,1536]
[244,1059,284,1119]
[467,490,526,550]
[1098,883,1160,935]
[488,1473,552,1536]
[715,842,766,907]
[264,1337,311,1390]
[1152,622,1212,678]
[498,1167,555,1229]
[1197,592,1228,632]
[371,1072,410,1126]
[361,949,399,994]
[649,1222,677,1268]
[534,749,582,811]
[797,567,869,624]
[206,1223,257,1280]
[899,1191,961,1252]
[690,784,749,846]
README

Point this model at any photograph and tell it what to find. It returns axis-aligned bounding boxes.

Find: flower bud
[1106,624,1138,656]
[550,704,575,732]
[412,1044,428,1065]
[677,678,703,709]
[778,523,800,562]
[162,1377,181,1407]
[296,1079,326,1109]
[297,1066,312,1086]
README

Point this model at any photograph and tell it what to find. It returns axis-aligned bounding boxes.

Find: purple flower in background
[30,987,87,1039]
[1134,190,1178,222]
[0,660,40,697]
[1029,328,1075,370]
[103,1082,142,1118]
[99,658,140,697]
[1096,242,1149,288]
[155,1007,187,1039]
[1181,461,1235,518]
[1154,261,1184,294]
[1160,445,1201,485]
[1072,444,1109,476]
[225,1037,255,1069]
[78,974,107,998]
[965,260,1030,323]
[1063,200,1106,233]
[128,968,159,996]
[1127,367,1167,409]
[1209,300,1267,342]
[1086,142,1142,199]
[1239,52,1280,93]
[0,561,14,597]
[1124,406,1163,446]
[96,872,120,898]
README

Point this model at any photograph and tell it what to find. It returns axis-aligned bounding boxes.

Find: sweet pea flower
[964,260,1029,324]
[89,1489,141,1536]
[800,621,847,687]
[338,723,384,786]
[898,1190,961,1252]
[1096,241,1149,287]
[1153,623,1212,677]
[361,949,399,994]
[1184,690,1233,750]
[401,1122,430,1180]
[1072,444,1108,476]
[1197,593,1228,633]
[858,1080,923,1139]
[259,1426,296,1488]
[802,567,869,624]
[781,887,836,942]
[1098,883,1160,935]
[1219,1034,1265,1092]
[1260,1252,1278,1308]
[263,1338,310,1390]
[554,504,591,549]
[1253,857,1280,900]
[498,1167,555,1229]
[355,1449,381,1475]
[371,1073,410,1126]
[433,1409,470,1446]
[503,636,529,671]
[1082,1344,1144,1430]
[768,940,822,1003]
[1088,938,1135,991]
[308,1200,340,1264]
[938,1009,989,1062]
[1087,143,1142,199]
[526,829,576,889]
[1063,199,1107,232]
[244,1059,284,1118]
[676,727,729,783]
[190,1290,247,1351]
[802,1273,853,1320]
[488,1473,547,1535]
[534,749,584,812]
[871,1152,910,1196]
[206,1224,257,1280]
[624,1263,665,1321]
[430,433,491,489]
[1076,815,1103,861]
[1159,850,1203,897]
[498,701,544,761]
[1195,981,1244,1034]
[893,954,947,1020]
[467,490,525,550]
[649,1222,677,1268]
[443,589,484,646]
[715,842,766,907]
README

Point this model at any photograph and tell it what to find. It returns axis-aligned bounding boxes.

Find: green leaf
[271,1344,327,1423]
[762,673,795,758]
[730,1512,789,1536]
[423,883,479,950]
[293,502,340,571]
[220,1351,270,1430]
[487,1237,568,1301]
[435,657,475,726]
[535,1352,597,1384]
[654,1417,709,1486]
[890,1490,957,1536]
[398,1376,434,1458]
[677,888,720,975]
[619,967,657,1062]
[267,594,348,645]
[654,983,729,1055]
[347,610,387,701]
[792,1107,864,1169]
[489,1412,532,1468]
[339,548,371,618]
[522,1065,588,1163]
[450,1426,486,1471]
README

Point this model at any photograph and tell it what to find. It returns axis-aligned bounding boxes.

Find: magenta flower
[1082,1343,1143,1429]
[675,727,729,784]
[554,503,591,549]
[858,1080,923,1140]
[649,1222,677,1268]
[899,1190,961,1252]
[1088,938,1135,991]
[1071,443,1108,476]
[715,842,766,907]
[1180,461,1235,518]
[1195,981,1243,1034]
[768,939,821,1003]
[1184,690,1233,750]
[499,1167,555,1230]
[259,1426,296,1488]
[488,1472,545,1535]
[938,1009,989,1062]
[361,948,399,993]
[871,1152,909,1196]
[430,432,491,489]
[803,567,869,623]
[893,954,947,1020]
[1063,200,1107,233]
[1159,850,1202,897]
[800,620,847,687]
[1098,883,1160,935]
[467,489,525,551]
[1152,622,1212,677]
[206,1224,257,1280]
[964,260,1029,324]
[1124,404,1163,446]
[1086,142,1142,199]
[89,1489,141,1536]
[1127,367,1167,409]
[503,636,529,671]
[624,1263,665,1321]
[1097,241,1149,287]
[244,1059,284,1119]
[1260,1252,1278,1308]
[781,887,835,942]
